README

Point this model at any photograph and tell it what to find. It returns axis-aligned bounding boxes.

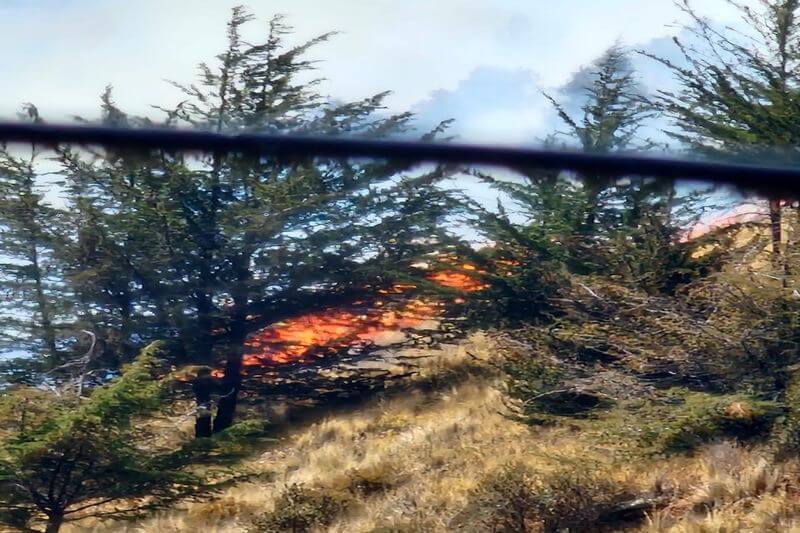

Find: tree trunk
[769,199,786,287]
[212,306,247,433]
[212,332,244,433]
[192,369,215,438]
[770,198,782,256]
[45,513,63,533]
[30,242,58,362]
[582,181,602,232]
[213,266,250,434]
[194,287,215,362]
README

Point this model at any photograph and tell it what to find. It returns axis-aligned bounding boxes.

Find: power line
[0,121,797,195]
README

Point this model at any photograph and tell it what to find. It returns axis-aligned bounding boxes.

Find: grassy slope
[62,331,800,533]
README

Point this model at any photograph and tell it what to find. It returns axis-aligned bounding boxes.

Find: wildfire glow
[212,263,489,377]
[684,201,770,241]
[238,298,439,367]
[427,269,489,291]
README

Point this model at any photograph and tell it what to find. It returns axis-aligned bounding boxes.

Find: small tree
[0,106,72,366]
[545,44,656,230]
[473,46,697,309]
[463,164,573,324]
[0,342,209,532]
[645,0,800,272]
[52,7,456,437]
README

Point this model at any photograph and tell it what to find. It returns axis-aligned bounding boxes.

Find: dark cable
[0,121,797,195]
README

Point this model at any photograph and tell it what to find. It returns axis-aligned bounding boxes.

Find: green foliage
[592,389,783,456]
[471,46,706,333]
[40,6,459,433]
[464,244,566,326]
[546,44,654,154]
[0,114,72,366]
[5,5,800,529]
[465,166,577,324]
[540,45,688,291]
[496,273,788,450]
[0,6,462,438]
[248,483,352,533]
[656,394,782,453]
[0,342,214,532]
[647,0,800,161]
[644,0,800,305]
[770,366,800,457]
[500,350,566,424]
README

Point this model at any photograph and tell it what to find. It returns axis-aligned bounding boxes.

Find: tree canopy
[5,3,800,532]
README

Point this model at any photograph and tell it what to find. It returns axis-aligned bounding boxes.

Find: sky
[0,1,753,359]
[0,0,744,145]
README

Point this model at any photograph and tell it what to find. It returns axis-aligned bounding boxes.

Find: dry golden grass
[62,332,800,532]
[644,442,800,532]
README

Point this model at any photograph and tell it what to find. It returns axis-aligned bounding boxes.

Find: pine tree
[0,343,211,533]
[468,141,583,323]
[548,46,699,291]
[56,89,184,368]
[474,46,692,302]
[545,44,656,230]
[57,7,455,436]
[645,0,800,272]
[0,106,71,367]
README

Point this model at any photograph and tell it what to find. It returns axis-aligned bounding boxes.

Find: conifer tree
[545,44,656,230]
[645,0,800,269]
[58,7,455,436]
[475,46,692,301]
[0,343,211,533]
[544,46,698,292]
[0,106,71,367]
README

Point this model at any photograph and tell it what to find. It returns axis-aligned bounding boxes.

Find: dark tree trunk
[212,326,245,433]
[583,182,602,231]
[213,263,250,434]
[194,286,215,362]
[45,512,63,533]
[30,243,58,362]
[192,369,215,438]
[770,198,782,257]
[769,198,787,287]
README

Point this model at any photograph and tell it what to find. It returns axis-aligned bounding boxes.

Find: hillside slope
[56,328,800,533]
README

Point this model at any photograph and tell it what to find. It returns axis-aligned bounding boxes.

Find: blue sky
[1,1,748,226]
[0,1,752,359]
[0,1,742,145]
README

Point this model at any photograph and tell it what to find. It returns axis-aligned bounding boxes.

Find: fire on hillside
[210,264,488,377]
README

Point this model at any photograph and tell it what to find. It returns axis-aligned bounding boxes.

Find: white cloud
[0,1,741,138]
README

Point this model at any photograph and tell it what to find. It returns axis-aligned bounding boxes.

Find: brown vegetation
[47,321,800,532]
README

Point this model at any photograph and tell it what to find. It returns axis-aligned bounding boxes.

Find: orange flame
[426,263,489,291]
[211,264,488,377]
[427,270,489,291]
[236,298,438,368]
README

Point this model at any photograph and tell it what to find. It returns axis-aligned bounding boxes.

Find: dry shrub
[453,461,636,532]
[248,483,352,533]
[366,519,437,533]
[671,442,784,515]
[646,441,800,531]
[344,462,403,497]
[505,268,800,398]
[453,463,540,532]
[695,443,781,508]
